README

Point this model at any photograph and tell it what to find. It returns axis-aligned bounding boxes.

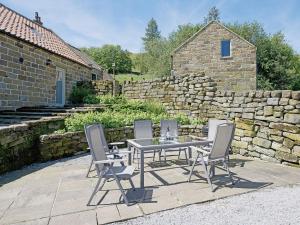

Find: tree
[81,45,132,73]
[142,18,161,51]
[168,23,202,50]
[131,53,148,74]
[204,6,220,24]
[228,22,300,90]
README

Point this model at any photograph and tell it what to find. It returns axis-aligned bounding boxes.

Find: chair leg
[87,177,102,205]
[128,178,135,190]
[114,176,129,205]
[163,149,167,163]
[201,157,213,191]
[153,150,156,161]
[159,150,162,164]
[184,148,188,164]
[188,152,200,182]
[178,149,181,159]
[133,148,136,163]
[224,161,234,185]
[86,158,94,177]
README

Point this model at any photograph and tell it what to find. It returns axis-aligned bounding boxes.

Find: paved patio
[0,152,300,225]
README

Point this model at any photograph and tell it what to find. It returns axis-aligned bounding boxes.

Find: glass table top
[128,135,209,149]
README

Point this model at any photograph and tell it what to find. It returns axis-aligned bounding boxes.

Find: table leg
[128,144,132,165]
[140,149,144,189]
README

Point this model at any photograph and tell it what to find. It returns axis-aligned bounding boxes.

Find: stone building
[0,4,103,111]
[171,21,257,91]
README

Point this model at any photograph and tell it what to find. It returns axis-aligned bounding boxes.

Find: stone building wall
[0,33,95,111]
[172,21,256,91]
[123,73,300,165]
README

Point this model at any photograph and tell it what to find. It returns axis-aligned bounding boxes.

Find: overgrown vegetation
[81,45,132,74]
[69,85,94,104]
[65,95,204,131]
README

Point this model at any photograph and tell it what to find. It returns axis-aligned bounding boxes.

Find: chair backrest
[209,123,234,160]
[134,120,153,139]
[207,119,227,141]
[226,123,236,155]
[160,120,178,137]
[84,123,109,152]
[85,124,108,173]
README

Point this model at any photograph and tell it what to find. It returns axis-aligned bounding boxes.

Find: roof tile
[0,4,90,67]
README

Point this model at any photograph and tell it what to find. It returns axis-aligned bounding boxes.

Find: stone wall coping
[39,124,203,140]
[0,116,64,133]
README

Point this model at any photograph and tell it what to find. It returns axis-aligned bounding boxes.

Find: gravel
[112,185,300,225]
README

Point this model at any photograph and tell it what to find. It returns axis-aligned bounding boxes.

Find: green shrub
[65,95,205,132]
[83,94,101,104]
[69,86,94,104]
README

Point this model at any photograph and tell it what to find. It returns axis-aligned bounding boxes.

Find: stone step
[0,115,44,119]
[0,111,55,116]
[0,118,37,125]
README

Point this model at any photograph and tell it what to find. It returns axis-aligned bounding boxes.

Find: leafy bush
[83,95,101,104]
[65,111,203,132]
[64,95,205,132]
[83,94,127,105]
[69,86,94,104]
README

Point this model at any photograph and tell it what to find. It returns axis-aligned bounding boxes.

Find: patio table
[127,135,212,189]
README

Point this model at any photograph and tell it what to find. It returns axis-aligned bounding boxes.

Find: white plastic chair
[188,123,235,191]
[85,124,135,206]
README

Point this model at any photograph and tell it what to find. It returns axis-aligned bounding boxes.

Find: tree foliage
[204,6,220,24]
[81,45,132,73]
[227,23,300,90]
[142,18,161,51]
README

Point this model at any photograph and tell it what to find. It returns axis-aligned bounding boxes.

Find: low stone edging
[39,125,203,161]
[0,117,65,174]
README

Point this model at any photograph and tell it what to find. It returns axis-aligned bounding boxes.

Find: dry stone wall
[39,125,203,161]
[77,80,120,96]
[0,117,65,173]
[123,73,300,165]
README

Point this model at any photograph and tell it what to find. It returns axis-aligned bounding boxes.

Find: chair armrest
[108,142,125,146]
[94,158,125,165]
[190,135,205,140]
[190,146,210,156]
[118,150,133,154]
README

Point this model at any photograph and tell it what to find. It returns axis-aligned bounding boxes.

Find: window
[91,73,97,80]
[221,40,231,57]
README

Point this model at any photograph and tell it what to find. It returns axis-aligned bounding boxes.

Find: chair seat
[161,147,187,152]
[104,166,135,179]
[189,155,209,164]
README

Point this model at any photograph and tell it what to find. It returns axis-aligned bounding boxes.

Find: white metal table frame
[127,136,212,189]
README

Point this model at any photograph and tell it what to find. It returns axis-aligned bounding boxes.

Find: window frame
[220,39,232,58]
[91,73,97,81]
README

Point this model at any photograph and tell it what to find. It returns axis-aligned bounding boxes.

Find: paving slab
[49,210,97,225]
[0,153,300,224]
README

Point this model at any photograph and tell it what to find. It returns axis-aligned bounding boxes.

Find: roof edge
[0,30,91,69]
[171,20,256,56]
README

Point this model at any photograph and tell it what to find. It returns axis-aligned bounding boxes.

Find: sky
[2,0,300,53]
